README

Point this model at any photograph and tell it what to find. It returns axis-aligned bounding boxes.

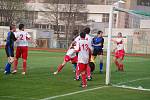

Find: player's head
[80,32,86,39]
[10,24,16,32]
[73,30,79,36]
[19,24,25,31]
[97,31,103,37]
[118,32,122,38]
[70,41,76,49]
[83,27,90,34]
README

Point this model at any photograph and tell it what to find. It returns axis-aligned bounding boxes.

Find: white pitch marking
[112,85,150,91]
[0,96,36,100]
[40,86,109,100]
[116,77,150,85]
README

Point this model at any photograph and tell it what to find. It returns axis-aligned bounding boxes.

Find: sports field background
[0,48,150,100]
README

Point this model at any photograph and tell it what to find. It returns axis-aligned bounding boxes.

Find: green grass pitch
[0,49,150,100]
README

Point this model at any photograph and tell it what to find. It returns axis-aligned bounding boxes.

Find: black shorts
[5,46,14,57]
[92,48,103,56]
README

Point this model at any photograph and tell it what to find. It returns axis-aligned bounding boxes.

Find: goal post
[105,6,150,85]
[105,6,114,85]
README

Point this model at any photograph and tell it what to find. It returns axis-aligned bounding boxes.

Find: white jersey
[75,39,90,64]
[66,48,76,58]
[116,38,124,50]
[15,31,31,46]
[74,34,93,51]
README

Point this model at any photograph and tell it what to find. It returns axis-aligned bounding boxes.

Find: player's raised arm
[26,33,37,47]
[111,38,117,43]
[74,41,80,52]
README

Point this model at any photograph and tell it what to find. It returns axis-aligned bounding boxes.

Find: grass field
[0,49,150,100]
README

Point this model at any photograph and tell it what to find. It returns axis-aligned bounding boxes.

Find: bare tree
[43,0,87,48]
[0,0,26,26]
[62,0,87,47]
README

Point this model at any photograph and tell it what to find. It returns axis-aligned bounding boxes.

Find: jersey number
[81,44,89,51]
[20,34,24,40]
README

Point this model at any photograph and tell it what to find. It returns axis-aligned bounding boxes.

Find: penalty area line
[112,77,150,92]
[112,84,150,92]
[0,96,36,100]
[116,77,150,85]
[40,86,109,100]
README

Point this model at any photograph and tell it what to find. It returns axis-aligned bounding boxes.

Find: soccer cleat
[74,78,80,81]
[100,70,103,74]
[82,84,87,88]
[4,71,11,75]
[79,83,87,88]
[53,71,58,75]
[22,72,26,75]
[74,76,80,81]
[87,76,92,81]
[12,70,17,74]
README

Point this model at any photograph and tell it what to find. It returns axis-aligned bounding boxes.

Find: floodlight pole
[105,5,114,85]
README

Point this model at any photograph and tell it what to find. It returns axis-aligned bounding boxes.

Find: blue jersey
[92,37,104,50]
[6,32,16,47]
[5,31,17,57]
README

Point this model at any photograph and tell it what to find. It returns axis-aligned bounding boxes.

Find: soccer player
[4,24,17,74]
[92,31,104,74]
[74,27,93,80]
[74,27,93,51]
[12,24,35,75]
[71,30,79,72]
[53,43,77,75]
[112,32,125,71]
[75,32,91,88]
[72,30,79,41]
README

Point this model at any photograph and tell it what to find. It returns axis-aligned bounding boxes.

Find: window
[76,13,87,22]
[106,0,118,5]
[34,24,40,28]
[25,0,36,3]
[137,0,150,7]
[60,25,65,32]
[113,14,117,27]
[102,14,109,22]
[37,0,50,3]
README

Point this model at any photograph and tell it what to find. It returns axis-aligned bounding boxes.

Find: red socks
[115,60,119,70]
[82,73,87,86]
[86,65,91,78]
[76,65,80,79]
[14,60,28,72]
[14,60,18,71]
[57,64,64,72]
[115,61,124,71]
[23,61,27,72]
[119,64,124,71]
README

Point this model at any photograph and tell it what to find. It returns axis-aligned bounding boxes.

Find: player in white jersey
[74,28,93,51]
[12,24,35,75]
[74,27,93,81]
[75,32,91,88]
[112,32,125,71]
[53,43,77,75]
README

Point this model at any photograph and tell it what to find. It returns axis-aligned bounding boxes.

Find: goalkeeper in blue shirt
[4,24,17,74]
[92,31,104,74]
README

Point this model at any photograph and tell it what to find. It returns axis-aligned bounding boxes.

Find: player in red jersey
[75,32,91,88]
[112,32,125,71]
[53,43,77,75]
[12,24,36,75]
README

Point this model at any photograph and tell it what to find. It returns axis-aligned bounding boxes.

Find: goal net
[106,7,150,91]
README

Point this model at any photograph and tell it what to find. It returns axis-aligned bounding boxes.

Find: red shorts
[71,56,78,63]
[115,50,125,60]
[77,63,88,72]
[64,55,77,63]
[16,46,28,60]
